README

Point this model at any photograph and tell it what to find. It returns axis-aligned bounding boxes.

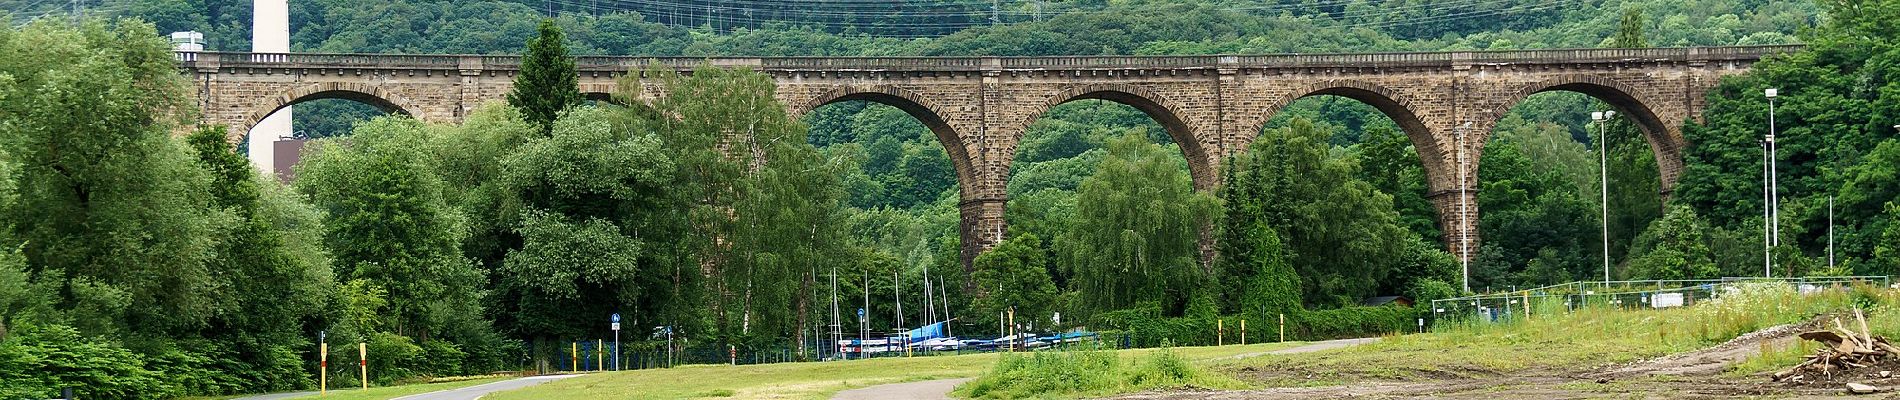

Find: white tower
[248,0,290,176]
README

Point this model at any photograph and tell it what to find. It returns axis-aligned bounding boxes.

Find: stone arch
[581,92,623,105]
[793,85,977,200]
[1014,83,1214,190]
[1493,75,1686,196]
[579,82,622,105]
[1251,80,1451,192]
[234,82,417,143]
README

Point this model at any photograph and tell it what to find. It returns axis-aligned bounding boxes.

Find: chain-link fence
[1429,276,1891,324]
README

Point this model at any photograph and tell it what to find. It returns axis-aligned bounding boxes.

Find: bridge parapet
[175,44,1803,74]
[1465,45,1800,64]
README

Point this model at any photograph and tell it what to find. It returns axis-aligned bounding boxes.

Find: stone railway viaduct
[176,45,1799,268]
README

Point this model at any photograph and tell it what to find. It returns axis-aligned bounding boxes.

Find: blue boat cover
[906,321,948,340]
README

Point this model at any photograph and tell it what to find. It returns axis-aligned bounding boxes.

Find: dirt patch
[1120,321,1860,399]
[1589,321,1811,380]
[1106,374,1808,399]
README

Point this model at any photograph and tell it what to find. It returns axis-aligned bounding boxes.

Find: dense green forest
[5,0,1900,398]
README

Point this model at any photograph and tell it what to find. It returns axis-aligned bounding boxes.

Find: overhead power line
[535,0,1567,38]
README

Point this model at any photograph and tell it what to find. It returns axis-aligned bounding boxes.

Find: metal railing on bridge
[173,44,1805,72]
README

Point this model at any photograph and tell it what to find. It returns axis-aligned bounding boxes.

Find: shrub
[1092,304,1214,347]
[1093,304,1422,346]
[1293,306,1420,339]
[1405,279,1458,306]
[956,346,1241,399]
[1124,348,1197,388]
[365,331,424,385]
[0,323,171,399]
[420,339,468,377]
[960,350,1119,398]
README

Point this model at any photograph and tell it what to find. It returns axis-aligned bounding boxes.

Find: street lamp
[1766,88,1780,248]
[1457,121,1473,294]
[1592,111,1615,284]
[1761,139,1771,277]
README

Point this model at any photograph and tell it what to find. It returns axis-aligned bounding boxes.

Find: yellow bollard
[571,342,579,372]
[1007,309,1016,353]
[319,342,327,396]
[358,342,367,390]
[597,339,604,371]
[1278,313,1285,342]
[1241,319,1247,345]
[1217,319,1224,346]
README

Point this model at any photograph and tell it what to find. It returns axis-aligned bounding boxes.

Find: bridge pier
[958,197,1009,280]
[1427,188,1482,265]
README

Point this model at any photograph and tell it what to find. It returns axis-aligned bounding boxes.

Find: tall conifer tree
[508,19,581,134]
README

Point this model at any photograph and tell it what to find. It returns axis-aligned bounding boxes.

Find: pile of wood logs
[1774,309,1897,384]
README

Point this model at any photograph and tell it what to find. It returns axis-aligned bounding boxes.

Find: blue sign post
[610,313,621,371]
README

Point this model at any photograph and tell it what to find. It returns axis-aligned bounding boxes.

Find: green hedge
[1091,305,1421,347]
[0,323,169,399]
[1289,306,1421,340]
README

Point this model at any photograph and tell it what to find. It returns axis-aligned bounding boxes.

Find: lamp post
[1762,140,1771,277]
[1755,88,1770,248]
[1593,111,1615,284]
[1456,121,1472,294]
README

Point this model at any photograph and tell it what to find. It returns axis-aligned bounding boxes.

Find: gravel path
[1219,337,1383,360]
[830,338,1381,400]
[227,375,581,400]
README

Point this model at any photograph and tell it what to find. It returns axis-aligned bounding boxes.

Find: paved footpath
[391,375,580,400]
[229,391,318,400]
[830,337,1381,400]
[229,375,580,400]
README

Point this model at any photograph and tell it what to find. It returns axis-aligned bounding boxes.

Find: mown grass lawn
[486,342,1305,400]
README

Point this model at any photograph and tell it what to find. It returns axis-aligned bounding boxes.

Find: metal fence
[1430,276,1892,323]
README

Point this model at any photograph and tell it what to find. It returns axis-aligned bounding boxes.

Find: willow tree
[1060,133,1217,317]
[1235,118,1414,307]
[618,65,850,343]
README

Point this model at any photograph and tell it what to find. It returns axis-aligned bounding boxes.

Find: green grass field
[486,342,1304,400]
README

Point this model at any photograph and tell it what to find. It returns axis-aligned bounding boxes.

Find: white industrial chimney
[169,31,205,52]
[248,0,290,177]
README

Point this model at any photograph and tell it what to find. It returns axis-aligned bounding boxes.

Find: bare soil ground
[1108,321,1900,399]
